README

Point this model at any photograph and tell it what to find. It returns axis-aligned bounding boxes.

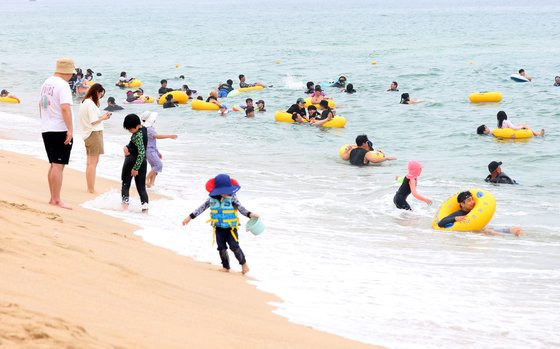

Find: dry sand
[0,150,382,349]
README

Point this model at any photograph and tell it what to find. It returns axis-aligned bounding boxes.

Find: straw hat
[55,57,75,74]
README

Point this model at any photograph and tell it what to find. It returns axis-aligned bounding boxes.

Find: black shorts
[42,131,73,164]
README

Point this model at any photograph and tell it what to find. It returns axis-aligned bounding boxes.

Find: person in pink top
[393,160,432,210]
[497,111,544,136]
[310,85,328,104]
[39,57,76,209]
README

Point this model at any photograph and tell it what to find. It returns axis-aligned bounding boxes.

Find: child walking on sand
[182,174,259,274]
[140,111,177,188]
[393,160,432,210]
[121,114,149,211]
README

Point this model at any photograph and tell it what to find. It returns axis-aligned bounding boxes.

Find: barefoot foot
[121,202,129,211]
[241,263,250,275]
[219,268,230,273]
[51,201,72,210]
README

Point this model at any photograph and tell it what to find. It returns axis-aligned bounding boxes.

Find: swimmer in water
[245,106,255,118]
[518,69,533,81]
[162,93,177,109]
[104,97,123,111]
[331,75,347,88]
[341,134,397,166]
[554,76,560,87]
[206,90,228,115]
[238,74,267,88]
[0,89,20,103]
[312,99,335,126]
[393,160,432,210]
[437,191,523,236]
[307,105,319,121]
[497,111,544,136]
[310,85,329,104]
[116,71,134,88]
[400,93,420,104]
[387,81,399,91]
[485,161,516,184]
[476,124,490,135]
[305,81,315,94]
[241,98,254,111]
[217,79,234,97]
[84,69,94,81]
[343,83,356,94]
[158,79,174,97]
[126,90,138,103]
[181,84,197,95]
[256,100,266,112]
[286,98,308,122]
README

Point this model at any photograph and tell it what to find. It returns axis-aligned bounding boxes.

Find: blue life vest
[208,197,239,228]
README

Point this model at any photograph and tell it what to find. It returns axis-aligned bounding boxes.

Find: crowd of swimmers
[26,56,560,275]
[32,59,556,241]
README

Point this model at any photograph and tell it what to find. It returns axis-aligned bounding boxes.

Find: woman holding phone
[78,83,111,193]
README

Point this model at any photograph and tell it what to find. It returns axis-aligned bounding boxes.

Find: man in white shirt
[39,57,75,209]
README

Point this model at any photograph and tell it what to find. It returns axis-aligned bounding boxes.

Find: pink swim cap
[406,160,423,180]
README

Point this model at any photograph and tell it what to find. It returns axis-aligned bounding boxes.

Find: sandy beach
[0,149,381,349]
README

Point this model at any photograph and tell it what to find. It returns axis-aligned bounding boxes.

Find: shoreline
[0,149,382,348]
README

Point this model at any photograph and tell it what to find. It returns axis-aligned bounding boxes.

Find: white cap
[140,111,157,127]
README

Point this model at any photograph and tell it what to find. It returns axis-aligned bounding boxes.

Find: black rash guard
[437,210,469,228]
[349,148,368,166]
[485,172,517,184]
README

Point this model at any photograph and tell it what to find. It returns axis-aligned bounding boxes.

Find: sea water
[1,0,559,348]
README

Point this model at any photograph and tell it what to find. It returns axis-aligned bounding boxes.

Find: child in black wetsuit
[393,160,432,210]
[121,114,149,211]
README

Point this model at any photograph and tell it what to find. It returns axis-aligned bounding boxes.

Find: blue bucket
[246,217,264,236]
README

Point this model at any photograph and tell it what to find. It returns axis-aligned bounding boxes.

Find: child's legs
[147,153,162,186]
[215,227,230,269]
[393,194,412,211]
[146,171,158,187]
[225,228,246,265]
[133,160,149,205]
[121,158,134,203]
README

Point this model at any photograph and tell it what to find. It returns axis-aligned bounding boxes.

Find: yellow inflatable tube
[338,144,384,159]
[0,96,20,104]
[432,188,496,231]
[492,128,533,139]
[238,86,264,92]
[120,79,142,88]
[304,98,336,108]
[142,96,155,103]
[469,91,502,103]
[158,91,189,105]
[274,111,346,128]
[191,99,220,111]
